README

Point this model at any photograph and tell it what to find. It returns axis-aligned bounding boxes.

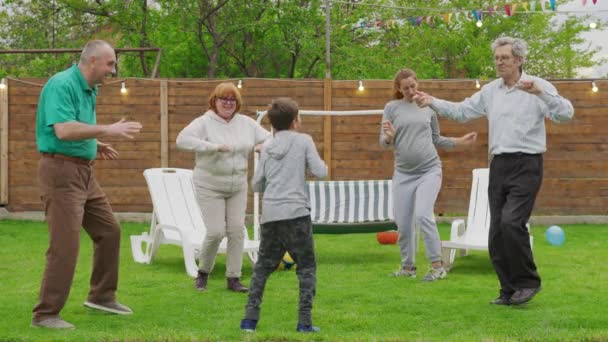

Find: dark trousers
[488,153,542,296]
[33,156,121,321]
[244,215,316,326]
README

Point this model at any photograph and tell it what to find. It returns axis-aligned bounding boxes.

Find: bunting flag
[348,0,582,31]
[592,0,597,4]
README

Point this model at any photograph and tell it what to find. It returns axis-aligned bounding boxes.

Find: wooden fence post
[160,80,168,167]
[0,79,8,204]
[323,77,332,179]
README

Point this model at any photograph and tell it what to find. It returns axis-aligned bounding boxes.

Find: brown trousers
[32,156,121,321]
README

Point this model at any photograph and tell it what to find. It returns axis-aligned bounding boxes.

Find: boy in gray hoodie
[240,98,328,333]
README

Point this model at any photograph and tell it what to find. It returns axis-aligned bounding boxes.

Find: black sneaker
[490,294,511,306]
[510,286,541,305]
[296,323,320,333]
[240,319,257,332]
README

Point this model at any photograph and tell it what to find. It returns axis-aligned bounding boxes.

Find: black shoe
[195,271,208,291]
[510,286,541,305]
[296,323,320,333]
[240,319,258,332]
[490,294,511,306]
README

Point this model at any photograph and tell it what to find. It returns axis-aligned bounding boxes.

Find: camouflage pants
[244,215,316,326]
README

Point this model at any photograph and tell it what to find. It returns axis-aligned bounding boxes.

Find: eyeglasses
[218,97,237,105]
[494,55,514,62]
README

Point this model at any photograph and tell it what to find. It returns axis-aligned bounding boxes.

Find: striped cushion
[307,180,393,224]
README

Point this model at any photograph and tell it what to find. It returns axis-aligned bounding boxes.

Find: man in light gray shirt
[414,37,574,306]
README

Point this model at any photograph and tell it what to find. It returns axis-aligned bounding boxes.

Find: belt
[494,152,542,158]
[41,152,94,166]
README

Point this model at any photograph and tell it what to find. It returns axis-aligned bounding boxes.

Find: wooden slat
[0,80,8,204]
[160,80,169,167]
[324,78,332,178]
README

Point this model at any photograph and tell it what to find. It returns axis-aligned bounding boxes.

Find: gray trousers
[392,166,443,268]
[194,183,247,278]
[244,215,316,326]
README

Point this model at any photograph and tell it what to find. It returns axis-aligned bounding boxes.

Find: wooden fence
[0,77,606,215]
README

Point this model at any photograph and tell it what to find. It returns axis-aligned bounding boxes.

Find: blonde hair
[208,82,242,113]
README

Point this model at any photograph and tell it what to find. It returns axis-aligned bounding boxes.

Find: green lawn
[0,220,607,341]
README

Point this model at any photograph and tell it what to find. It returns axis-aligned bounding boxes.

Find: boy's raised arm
[305,135,328,179]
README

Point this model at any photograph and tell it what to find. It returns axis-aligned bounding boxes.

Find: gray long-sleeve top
[253,130,328,224]
[429,73,574,155]
[380,100,455,174]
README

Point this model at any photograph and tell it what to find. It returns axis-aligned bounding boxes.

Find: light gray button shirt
[430,73,574,155]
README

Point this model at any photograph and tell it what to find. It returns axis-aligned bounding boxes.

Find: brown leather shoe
[227,277,248,293]
[195,271,208,291]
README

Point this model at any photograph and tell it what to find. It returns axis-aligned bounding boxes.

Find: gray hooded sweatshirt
[253,130,328,224]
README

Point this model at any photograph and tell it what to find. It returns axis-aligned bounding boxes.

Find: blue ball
[545,225,565,246]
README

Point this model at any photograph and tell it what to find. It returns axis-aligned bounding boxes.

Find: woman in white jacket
[176,82,270,292]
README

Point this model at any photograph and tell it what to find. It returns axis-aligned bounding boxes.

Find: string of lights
[0,77,603,94]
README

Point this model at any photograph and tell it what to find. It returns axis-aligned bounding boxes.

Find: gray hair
[491,37,528,58]
[79,40,113,64]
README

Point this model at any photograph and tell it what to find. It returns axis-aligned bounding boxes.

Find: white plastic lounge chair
[130,168,259,278]
[441,168,533,270]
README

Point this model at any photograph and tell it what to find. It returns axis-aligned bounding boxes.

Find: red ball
[376,230,398,244]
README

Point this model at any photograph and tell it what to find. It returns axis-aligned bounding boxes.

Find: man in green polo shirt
[32,40,142,329]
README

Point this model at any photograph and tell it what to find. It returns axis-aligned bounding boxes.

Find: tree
[0,0,603,79]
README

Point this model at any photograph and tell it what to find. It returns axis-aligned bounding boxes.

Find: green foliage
[0,220,607,341]
[0,0,604,79]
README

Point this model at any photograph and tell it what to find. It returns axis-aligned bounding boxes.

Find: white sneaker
[84,301,133,315]
[390,266,416,278]
[422,267,447,282]
[32,317,75,329]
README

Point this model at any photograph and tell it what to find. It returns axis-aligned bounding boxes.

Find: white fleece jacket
[176,110,270,192]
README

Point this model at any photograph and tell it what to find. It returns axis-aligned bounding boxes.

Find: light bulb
[358,80,364,91]
[590,22,597,29]
[237,79,243,89]
[0,78,6,90]
[476,20,483,28]
[475,79,481,89]
[120,82,127,94]
[592,81,598,93]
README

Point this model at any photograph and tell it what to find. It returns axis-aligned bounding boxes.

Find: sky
[560,0,608,77]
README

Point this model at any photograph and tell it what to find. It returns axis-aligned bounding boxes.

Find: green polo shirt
[36,64,98,160]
